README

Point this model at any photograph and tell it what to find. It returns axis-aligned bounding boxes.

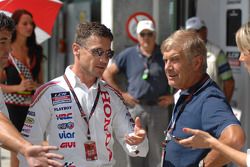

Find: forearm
[103,74,124,93]
[223,79,235,102]
[0,83,21,93]
[210,139,247,167]
[204,125,245,167]
[0,113,31,154]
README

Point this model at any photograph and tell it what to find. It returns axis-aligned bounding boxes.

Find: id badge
[84,141,98,161]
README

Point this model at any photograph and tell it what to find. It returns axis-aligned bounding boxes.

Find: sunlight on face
[163,49,194,89]
[239,51,250,74]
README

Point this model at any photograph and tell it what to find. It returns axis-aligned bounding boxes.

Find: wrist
[18,141,32,156]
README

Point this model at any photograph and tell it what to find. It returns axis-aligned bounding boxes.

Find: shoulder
[30,76,63,107]
[117,46,138,57]
[100,81,125,102]
[206,41,222,56]
[195,79,224,100]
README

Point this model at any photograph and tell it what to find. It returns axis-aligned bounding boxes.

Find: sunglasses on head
[139,32,154,37]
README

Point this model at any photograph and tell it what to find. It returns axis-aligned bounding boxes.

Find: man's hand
[177,128,214,149]
[24,145,64,167]
[121,92,139,107]
[158,95,174,107]
[125,117,146,145]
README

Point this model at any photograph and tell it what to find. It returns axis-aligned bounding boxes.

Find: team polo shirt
[114,45,169,101]
[164,75,240,167]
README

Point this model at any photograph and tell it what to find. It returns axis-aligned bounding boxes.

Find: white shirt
[19,66,148,167]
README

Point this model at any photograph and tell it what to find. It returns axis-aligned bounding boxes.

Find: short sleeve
[201,93,240,137]
[217,51,233,81]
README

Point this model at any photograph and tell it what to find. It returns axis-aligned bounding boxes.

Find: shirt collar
[180,74,211,96]
[64,65,100,90]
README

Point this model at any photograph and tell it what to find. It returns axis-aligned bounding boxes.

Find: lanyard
[63,74,101,140]
[168,74,209,132]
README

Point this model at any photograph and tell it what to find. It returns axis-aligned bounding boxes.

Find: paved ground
[0,148,10,167]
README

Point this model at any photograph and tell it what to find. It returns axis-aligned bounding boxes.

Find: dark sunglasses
[139,32,154,37]
[84,47,114,59]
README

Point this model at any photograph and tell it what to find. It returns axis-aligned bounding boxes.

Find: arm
[0,80,33,93]
[0,112,63,167]
[103,63,122,93]
[158,95,174,107]
[112,96,148,157]
[19,92,56,166]
[203,125,245,167]
[178,127,247,167]
[103,63,139,106]
[223,78,235,102]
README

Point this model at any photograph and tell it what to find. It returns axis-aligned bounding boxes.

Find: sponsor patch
[51,92,71,106]
[21,133,29,137]
[59,131,75,139]
[60,142,76,148]
[22,128,31,133]
[56,113,73,120]
[54,106,72,112]
[25,117,34,124]
[27,111,35,116]
[23,123,33,128]
[57,122,74,130]
[64,162,76,167]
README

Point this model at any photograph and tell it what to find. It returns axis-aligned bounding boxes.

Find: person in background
[161,29,245,167]
[177,21,250,167]
[185,16,235,102]
[0,12,63,167]
[0,9,44,167]
[103,20,173,167]
[18,22,148,167]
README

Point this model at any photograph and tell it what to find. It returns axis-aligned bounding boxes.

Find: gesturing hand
[125,117,146,145]
[25,145,64,167]
[177,128,213,149]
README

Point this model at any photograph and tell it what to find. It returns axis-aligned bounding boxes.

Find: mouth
[96,64,107,70]
[167,73,178,80]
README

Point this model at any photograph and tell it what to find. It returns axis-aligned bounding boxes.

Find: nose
[99,55,109,63]
[239,53,245,62]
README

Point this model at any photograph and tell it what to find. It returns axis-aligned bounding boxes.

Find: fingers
[42,145,59,152]
[125,134,144,145]
[47,159,64,167]
[45,152,64,160]
[134,117,142,129]
[43,146,64,160]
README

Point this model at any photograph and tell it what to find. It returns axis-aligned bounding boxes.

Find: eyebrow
[163,53,180,60]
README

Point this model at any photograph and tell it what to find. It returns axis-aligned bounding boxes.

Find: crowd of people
[0,7,250,167]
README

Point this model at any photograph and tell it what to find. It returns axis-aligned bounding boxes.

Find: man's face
[196,27,207,42]
[163,49,196,89]
[0,30,11,69]
[239,51,250,74]
[137,30,155,48]
[72,35,112,78]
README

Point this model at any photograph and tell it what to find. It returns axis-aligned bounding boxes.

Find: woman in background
[178,22,250,167]
[0,9,44,167]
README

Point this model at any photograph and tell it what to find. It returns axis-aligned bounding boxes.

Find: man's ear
[193,55,203,70]
[72,43,80,56]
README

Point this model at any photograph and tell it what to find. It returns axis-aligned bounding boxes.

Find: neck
[71,65,97,88]
[140,45,155,57]
[14,35,27,47]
